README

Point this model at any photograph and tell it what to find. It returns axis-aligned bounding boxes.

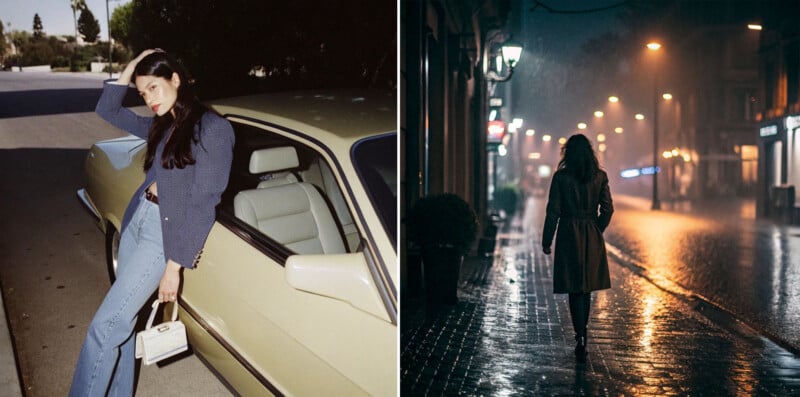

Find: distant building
[755,2,800,221]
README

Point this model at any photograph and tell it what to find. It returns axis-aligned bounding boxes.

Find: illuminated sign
[489,97,503,107]
[621,166,661,179]
[760,125,778,137]
[487,120,505,143]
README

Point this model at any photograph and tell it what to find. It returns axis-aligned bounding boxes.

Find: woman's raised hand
[116,48,164,86]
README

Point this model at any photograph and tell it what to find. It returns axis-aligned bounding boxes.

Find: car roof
[206,90,396,141]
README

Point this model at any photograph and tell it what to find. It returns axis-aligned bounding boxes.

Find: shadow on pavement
[0,88,142,119]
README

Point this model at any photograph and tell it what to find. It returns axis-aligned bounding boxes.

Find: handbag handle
[144,298,180,330]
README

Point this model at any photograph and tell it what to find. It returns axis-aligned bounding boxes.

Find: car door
[179,119,397,397]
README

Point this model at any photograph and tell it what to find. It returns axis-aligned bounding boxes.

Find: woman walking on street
[542,133,613,363]
[69,49,234,396]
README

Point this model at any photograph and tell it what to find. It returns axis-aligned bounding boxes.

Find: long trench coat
[542,169,614,293]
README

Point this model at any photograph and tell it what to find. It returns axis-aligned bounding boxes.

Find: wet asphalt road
[605,194,800,354]
[0,72,231,396]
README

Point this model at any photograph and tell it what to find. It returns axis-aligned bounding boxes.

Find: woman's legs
[568,292,591,360]
[70,199,164,397]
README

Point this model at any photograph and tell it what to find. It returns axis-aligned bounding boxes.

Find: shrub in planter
[492,184,520,218]
[407,193,478,304]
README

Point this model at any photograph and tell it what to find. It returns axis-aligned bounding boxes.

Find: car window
[217,121,361,261]
[352,134,397,246]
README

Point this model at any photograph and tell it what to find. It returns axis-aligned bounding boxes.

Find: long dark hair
[135,52,206,170]
[557,134,600,184]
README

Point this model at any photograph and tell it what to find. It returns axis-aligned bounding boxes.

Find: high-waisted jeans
[70,196,164,396]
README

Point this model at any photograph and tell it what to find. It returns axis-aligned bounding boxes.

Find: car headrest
[249,146,300,174]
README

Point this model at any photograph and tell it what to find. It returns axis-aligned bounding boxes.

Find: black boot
[575,335,587,363]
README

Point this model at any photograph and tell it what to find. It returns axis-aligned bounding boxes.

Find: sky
[2,0,131,37]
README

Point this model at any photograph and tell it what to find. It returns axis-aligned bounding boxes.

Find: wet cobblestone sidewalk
[400,218,800,396]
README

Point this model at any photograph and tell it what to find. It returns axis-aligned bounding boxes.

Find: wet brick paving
[401,215,800,396]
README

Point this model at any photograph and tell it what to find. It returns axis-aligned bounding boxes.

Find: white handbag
[135,299,188,365]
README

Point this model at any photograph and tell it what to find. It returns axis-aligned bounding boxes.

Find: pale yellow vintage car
[77,90,397,396]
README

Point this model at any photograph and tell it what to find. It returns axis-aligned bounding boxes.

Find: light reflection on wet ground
[400,197,800,396]
[606,195,800,353]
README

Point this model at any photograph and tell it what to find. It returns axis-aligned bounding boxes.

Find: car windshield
[352,134,397,247]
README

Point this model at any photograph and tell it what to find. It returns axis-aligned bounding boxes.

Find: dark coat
[542,169,614,293]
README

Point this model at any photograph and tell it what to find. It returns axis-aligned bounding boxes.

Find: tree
[0,19,7,59]
[71,0,87,43]
[109,2,134,47]
[33,13,43,39]
[78,8,101,43]
[127,0,396,98]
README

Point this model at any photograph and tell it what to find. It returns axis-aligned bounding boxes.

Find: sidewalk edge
[0,281,23,396]
[606,243,800,357]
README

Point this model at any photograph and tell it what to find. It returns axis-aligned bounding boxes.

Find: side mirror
[285,253,390,322]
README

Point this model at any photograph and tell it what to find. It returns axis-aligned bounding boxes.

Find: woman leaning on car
[69,49,234,396]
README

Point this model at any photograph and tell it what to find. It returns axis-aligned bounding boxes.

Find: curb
[0,285,23,396]
[605,242,800,357]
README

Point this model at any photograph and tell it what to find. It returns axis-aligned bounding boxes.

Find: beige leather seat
[300,158,359,252]
[233,147,346,255]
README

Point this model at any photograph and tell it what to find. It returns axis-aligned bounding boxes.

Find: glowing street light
[647,42,662,51]
[662,93,673,100]
[594,110,604,118]
[635,113,645,120]
[608,96,619,103]
[646,40,663,210]
[597,133,606,142]
[558,137,567,145]
[614,127,624,134]
[748,24,762,31]
[525,129,535,136]
[542,134,552,142]
[577,122,587,130]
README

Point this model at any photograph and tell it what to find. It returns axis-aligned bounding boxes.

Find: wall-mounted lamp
[486,40,523,83]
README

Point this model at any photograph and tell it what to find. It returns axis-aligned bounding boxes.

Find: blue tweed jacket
[95,81,234,268]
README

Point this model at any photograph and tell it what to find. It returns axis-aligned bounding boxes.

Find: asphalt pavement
[0,290,22,396]
[400,197,800,396]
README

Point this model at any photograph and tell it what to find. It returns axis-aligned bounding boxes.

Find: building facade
[755,2,800,220]
[401,0,512,300]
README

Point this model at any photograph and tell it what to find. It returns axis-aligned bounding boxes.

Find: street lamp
[105,0,122,78]
[486,40,523,83]
[646,41,662,210]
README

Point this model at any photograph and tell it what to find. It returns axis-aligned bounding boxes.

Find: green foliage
[0,19,7,58]
[51,55,70,68]
[33,13,43,39]
[127,0,395,98]
[78,8,101,43]
[110,2,134,47]
[70,0,87,12]
[4,54,21,68]
[407,193,479,255]
[9,30,31,49]
[22,39,54,65]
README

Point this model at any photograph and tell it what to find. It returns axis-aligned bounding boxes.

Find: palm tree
[70,0,87,42]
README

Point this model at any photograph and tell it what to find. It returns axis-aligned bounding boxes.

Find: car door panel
[183,223,382,396]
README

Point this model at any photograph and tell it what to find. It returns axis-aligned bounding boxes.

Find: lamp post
[647,41,662,210]
[105,0,122,78]
[485,35,523,201]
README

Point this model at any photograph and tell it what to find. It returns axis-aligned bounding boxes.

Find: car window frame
[215,115,397,322]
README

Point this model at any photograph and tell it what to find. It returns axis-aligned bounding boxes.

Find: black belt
[145,190,159,205]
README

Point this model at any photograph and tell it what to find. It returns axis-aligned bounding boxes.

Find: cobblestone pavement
[400,205,800,396]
